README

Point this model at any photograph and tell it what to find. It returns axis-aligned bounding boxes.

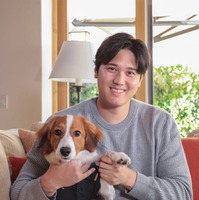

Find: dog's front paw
[107,151,131,165]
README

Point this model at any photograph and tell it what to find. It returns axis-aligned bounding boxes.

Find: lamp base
[72,85,84,103]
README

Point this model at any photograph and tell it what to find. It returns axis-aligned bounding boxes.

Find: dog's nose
[60,147,71,157]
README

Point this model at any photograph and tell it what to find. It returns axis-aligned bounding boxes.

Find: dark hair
[94,32,151,75]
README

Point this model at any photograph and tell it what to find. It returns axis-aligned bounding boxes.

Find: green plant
[154,64,199,137]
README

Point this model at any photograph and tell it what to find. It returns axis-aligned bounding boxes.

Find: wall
[0,0,42,129]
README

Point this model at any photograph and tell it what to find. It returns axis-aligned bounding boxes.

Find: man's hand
[99,154,137,191]
[40,160,95,197]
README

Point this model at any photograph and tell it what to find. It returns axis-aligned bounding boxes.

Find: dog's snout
[60,147,71,157]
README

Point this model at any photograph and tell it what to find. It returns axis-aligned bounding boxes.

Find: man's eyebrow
[128,67,138,71]
[107,63,117,66]
[108,63,137,69]
[107,63,138,71]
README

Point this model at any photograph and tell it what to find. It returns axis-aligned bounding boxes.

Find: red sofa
[181,138,199,200]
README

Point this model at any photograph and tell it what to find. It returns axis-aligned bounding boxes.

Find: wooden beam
[52,0,69,113]
[135,0,147,102]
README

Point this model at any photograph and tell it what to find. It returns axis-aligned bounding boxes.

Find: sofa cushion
[18,128,37,153]
[8,156,27,183]
[0,129,25,156]
[0,141,11,200]
[31,121,44,132]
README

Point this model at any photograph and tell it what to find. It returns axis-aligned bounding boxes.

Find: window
[153,0,199,136]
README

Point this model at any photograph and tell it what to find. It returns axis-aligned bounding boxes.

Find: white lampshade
[49,40,95,85]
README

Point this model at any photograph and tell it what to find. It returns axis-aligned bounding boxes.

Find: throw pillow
[7,156,27,183]
[18,128,37,153]
[0,129,26,156]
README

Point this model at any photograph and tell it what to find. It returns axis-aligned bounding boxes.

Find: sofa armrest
[181,138,199,200]
[0,141,11,200]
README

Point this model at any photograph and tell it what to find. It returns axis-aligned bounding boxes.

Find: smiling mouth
[111,88,126,93]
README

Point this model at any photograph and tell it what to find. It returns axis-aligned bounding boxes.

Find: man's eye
[127,71,136,76]
[73,130,81,137]
[54,129,62,136]
[107,67,116,72]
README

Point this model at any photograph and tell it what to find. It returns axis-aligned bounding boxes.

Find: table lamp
[49,40,95,103]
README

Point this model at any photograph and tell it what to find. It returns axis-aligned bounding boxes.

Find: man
[11,32,192,200]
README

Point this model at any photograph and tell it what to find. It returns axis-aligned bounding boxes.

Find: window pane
[68,0,136,52]
[153,0,199,137]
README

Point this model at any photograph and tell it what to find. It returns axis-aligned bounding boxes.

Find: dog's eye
[73,130,81,137]
[54,129,62,136]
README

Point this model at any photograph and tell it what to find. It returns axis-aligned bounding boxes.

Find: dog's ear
[82,117,104,152]
[37,115,58,150]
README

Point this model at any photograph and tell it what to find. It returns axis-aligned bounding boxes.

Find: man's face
[95,49,142,109]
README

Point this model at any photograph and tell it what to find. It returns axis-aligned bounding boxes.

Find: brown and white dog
[37,115,131,200]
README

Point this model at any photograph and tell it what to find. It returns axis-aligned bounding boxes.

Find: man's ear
[94,67,98,78]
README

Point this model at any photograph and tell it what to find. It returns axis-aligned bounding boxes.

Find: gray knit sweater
[11,98,192,200]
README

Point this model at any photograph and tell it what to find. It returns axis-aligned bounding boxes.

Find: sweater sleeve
[10,140,52,200]
[127,115,193,199]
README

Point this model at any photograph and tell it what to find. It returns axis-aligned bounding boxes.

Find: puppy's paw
[107,151,131,165]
